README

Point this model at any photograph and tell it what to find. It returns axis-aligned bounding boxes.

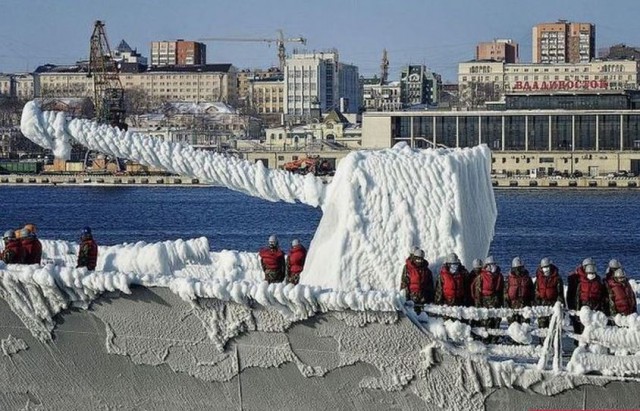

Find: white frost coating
[302,143,496,290]
[20,102,325,207]
[37,237,212,276]
[507,322,533,345]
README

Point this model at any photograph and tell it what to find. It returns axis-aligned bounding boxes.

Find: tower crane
[199,30,306,71]
[86,20,126,172]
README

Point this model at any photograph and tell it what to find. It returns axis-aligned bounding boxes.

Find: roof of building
[324,109,349,124]
[163,101,237,114]
[34,63,89,74]
[147,64,233,73]
[116,40,133,53]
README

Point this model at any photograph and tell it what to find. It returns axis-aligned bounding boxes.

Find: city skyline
[1,0,639,82]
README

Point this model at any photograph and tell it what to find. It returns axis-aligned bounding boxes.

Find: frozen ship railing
[414,302,640,377]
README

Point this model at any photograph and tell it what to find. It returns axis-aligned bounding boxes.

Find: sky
[1,0,640,83]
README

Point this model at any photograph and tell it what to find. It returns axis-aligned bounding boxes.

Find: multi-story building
[150,40,206,67]
[400,65,441,107]
[361,91,640,176]
[33,64,237,104]
[14,74,36,101]
[284,51,361,122]
[476,39,519,63]
[112,40,148,66]
[458,60,639,108]
[0,75,12,97]
[248,75,285,126]
[532,20,595,64]
[236,67,282,105]
[362,81,402,111]
[601,44,640,61]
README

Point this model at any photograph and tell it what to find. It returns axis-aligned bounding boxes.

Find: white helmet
[446,253,460,265]
[472,258,483,269]
[608,259,621,270]
[484,256,496,266]
[291,238,300,247]
[413,249,425,258]
[268,235,278,246]
[2,230,14,240]
[512,256,523,268]
[540,257,551,268]
[582,257,595,268]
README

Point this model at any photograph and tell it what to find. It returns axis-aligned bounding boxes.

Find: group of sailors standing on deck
[1,224,99,271]
[400,250,636,333]
[257,235,307,285]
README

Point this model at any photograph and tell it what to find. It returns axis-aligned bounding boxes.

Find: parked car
[570,171,583,178]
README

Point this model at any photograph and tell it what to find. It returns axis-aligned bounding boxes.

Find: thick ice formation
[20,101,497,292]
[20,102,326,207]
[302,143,496,290]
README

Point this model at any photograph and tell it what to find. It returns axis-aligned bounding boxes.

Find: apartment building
[400,65,441,107]
[248,75,285,126]
[362,81,402,112]
[532,20,595,63]
[284,51,361,122]
[236,67,282,105]
[476,39,519,63]
[150,40,206,67]
[31,64,237,104]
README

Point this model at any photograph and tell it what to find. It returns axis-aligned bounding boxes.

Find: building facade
[32,64,237,104]
[112,40,148,66]
[458,60,639,108]
[362,81,402,111]
[150,40,206,67]
[284,51,361,122]
[236,67,282,106]
[248,76,285,126]
[400,65,441,107]
[476,39,519,63]
[532,21,595,64]
[361,110,640,175]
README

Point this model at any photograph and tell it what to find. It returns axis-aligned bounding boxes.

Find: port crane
[199,30,306,71]
[86,20,126,172]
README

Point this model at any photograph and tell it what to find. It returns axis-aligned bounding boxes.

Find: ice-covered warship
[0,101,638,410]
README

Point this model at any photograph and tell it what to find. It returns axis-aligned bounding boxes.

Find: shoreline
[0,174,638,188]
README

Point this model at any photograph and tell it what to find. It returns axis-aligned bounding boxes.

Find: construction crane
[199,30,306,71]
[86,20,126,172]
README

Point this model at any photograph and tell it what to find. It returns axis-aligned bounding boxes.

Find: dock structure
[0,174,203,186]
[491,176,640,188]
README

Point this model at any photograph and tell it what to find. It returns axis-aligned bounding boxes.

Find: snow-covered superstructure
[20,100,497,291]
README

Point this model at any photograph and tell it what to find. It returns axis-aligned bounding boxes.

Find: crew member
[534,257,565,328]
[286,239,307,285]
[258,235,285,283]
[21,227,42,265]
[575,264,607,334]
[604,259,622,281]
[606,267,637,316]
[1,230,23,264]
[472,256,504,342]
[435,253,467,307]
[77,227,98,271]
[400,248,434,313]
[567,258,595,335]
[467,258,483,307]
[504,257,534,324]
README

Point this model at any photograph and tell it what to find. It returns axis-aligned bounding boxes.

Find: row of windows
[462,75,634,82]
[393,114,640,151]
